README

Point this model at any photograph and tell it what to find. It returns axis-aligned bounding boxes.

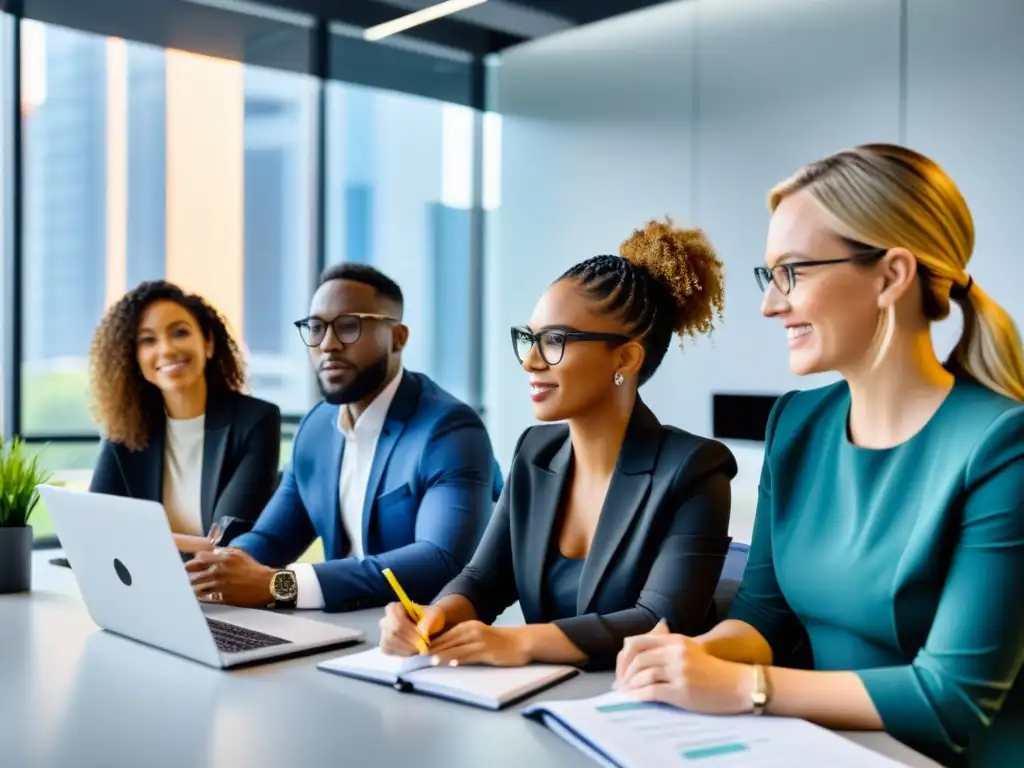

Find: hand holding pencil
[379,568,445,657]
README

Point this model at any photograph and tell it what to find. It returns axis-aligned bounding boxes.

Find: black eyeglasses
[511,326,630,366]
[294,313,398,347]
[753,249,887,295]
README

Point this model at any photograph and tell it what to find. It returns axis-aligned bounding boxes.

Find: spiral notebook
[318,648,579,710]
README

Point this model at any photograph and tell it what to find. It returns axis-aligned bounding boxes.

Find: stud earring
[614,372,624,387]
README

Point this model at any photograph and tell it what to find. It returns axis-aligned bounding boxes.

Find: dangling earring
[869,304,896,372]
[614,372,625,387]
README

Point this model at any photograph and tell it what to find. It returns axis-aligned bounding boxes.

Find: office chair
[713,541,750,619]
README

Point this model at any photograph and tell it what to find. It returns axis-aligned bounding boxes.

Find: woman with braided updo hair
[88,280,281,546]
[379,219,738,671]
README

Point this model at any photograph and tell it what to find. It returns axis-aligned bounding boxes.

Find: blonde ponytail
[950,283,1024,401]
[770,143,1024,402]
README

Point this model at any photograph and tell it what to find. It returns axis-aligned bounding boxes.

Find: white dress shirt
[162,413,206,536]
[291,370,404,609]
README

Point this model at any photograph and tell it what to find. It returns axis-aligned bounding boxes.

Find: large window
[19,20,318,436]
[1,9,490,545]
[325,80,478,406]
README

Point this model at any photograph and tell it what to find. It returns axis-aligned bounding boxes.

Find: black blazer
[89,388,282,539]
[435,400,737,670]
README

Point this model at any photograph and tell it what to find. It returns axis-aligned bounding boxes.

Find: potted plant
[0,437,53,594]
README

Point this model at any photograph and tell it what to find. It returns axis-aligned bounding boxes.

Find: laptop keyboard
[206,618,292,654]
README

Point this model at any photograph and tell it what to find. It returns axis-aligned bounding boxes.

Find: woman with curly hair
[88,280,281,545]
[379,219,737,671]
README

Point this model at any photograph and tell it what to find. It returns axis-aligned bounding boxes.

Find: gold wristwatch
[269,569,298,609]
[751,663,770,715]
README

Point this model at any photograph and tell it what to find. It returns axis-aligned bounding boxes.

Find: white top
[292,370,405,609]
[162,413,206,536]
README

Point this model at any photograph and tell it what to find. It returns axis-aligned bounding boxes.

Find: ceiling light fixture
[363,0,489,42]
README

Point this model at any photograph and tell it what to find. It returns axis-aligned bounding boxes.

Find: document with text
[522,692,907,767]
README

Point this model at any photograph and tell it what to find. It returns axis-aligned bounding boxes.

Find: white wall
[904,0,1024,356]
[485,0,1024,541]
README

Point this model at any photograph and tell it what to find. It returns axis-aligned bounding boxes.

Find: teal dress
[729,377,1024,767]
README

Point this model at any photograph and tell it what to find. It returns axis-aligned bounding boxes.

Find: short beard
[319,354,390,406]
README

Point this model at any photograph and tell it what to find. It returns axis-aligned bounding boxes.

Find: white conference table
[0,550,943,768]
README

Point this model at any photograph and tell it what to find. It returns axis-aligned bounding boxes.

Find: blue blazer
[231,371,502,612]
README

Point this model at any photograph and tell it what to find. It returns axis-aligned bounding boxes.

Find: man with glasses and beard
[184,264,502,612]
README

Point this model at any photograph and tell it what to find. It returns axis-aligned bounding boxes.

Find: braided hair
[88,280,247,451]
[558,218,725,385]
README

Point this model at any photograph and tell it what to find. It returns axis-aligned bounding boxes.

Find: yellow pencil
[381,568,429,654]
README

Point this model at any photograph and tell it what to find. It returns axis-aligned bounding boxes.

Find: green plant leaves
[0,438,55,528]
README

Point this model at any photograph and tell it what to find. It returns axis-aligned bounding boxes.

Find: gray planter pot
[0,526,32,594]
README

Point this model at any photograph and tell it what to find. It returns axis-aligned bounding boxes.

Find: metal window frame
[1,2,21,440]
[0,0,490,445]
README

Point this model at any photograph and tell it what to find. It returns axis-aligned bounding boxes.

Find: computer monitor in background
[712,393,780,443]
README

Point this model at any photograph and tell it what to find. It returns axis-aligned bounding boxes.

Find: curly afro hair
[558,217,725,385]
[88,280,248,451]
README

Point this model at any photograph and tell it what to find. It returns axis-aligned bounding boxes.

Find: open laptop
[39,485,364,669]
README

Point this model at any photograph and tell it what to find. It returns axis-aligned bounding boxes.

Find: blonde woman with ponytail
[614,144,1024,767]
